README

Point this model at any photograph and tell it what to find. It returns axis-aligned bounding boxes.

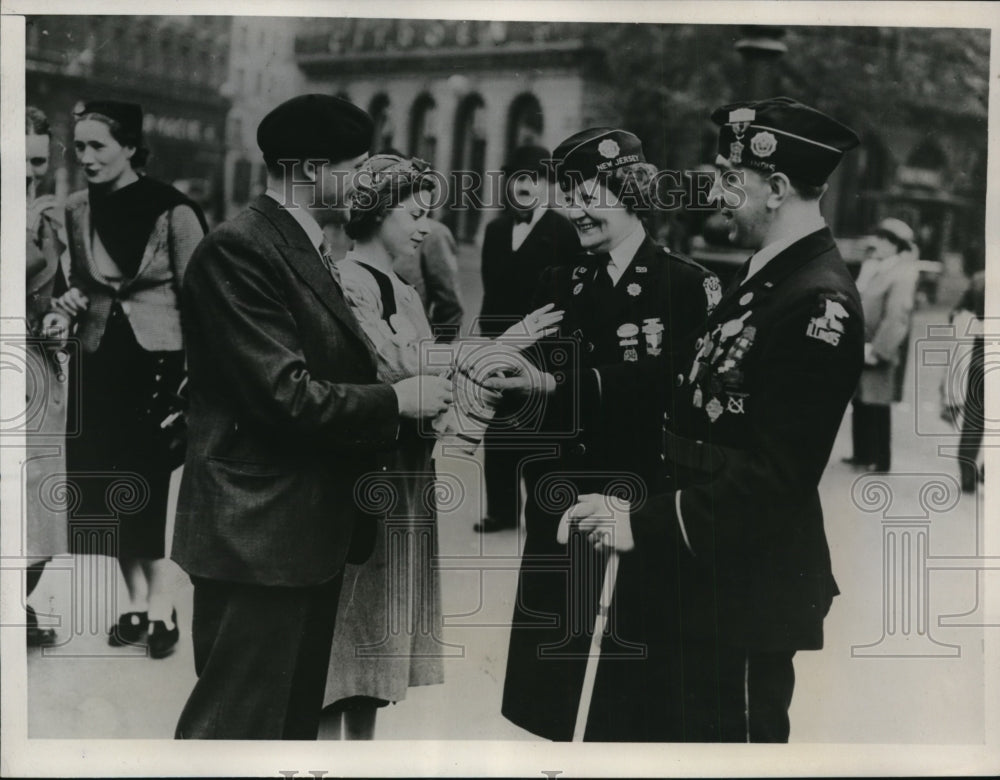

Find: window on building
[232,157,252,205]
[451,93,488,242]
[368,93,394,153]
[506,93,544,157]
[408,93,438,166]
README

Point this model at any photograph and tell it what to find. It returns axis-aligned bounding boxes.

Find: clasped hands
[455,303,562,397]
[557,493,635,553]
[396,304,563,420]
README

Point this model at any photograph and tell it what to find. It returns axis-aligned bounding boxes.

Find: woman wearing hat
[498,127,719,741]
[845,217,920,472]
[52,99,208,659]
[319,154,562,739]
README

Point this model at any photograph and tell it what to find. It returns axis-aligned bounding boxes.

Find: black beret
[712,96,859,186]
[257,93,373,163]
[75,100,144,143]
[552,127,646,186]
[503,145,554,179]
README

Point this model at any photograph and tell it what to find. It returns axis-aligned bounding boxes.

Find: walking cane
[557,508,622,742]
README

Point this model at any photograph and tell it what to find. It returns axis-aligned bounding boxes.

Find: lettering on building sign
[143,113,218,144]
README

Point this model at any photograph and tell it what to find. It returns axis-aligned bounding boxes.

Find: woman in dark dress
[54,100,207,658]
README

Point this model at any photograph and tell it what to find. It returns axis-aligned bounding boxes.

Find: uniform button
[381,465,388,472]
[572,443,587,456]
[660,453,666,462]
[676,373,684,387]
[586,342,595,353]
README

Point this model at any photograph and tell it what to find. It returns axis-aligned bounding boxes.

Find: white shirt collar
[605,222,647,284]
[511,207,546,251]
[743,214,827,284]
[265,188,325,252]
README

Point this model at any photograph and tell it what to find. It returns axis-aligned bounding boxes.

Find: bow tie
[513,211,534,224]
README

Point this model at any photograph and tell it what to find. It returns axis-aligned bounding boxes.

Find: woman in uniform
[500,127,719,741]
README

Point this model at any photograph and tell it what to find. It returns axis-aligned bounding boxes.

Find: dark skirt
[501,464,673,742]
[66,304,183,560]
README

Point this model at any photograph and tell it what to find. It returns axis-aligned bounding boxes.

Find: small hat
[711,96,859,185]
[257,94,373,163]
[503,145,554,179]
[552,127,646,186]
[875,217,915,250]
[75,100,144,144]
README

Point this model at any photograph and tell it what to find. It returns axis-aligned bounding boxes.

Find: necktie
[319,241,341,285]
[592,253,614,292]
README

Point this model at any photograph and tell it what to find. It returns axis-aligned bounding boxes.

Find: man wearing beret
[498,128,717,741]
[172,94,452,739]
[560,97,865,741]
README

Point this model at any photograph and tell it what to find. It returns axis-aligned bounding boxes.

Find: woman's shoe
[147,609,179,659]
[26,605,57,647]
[108,611,148,647]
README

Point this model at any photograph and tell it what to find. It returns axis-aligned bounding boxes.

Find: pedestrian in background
[475,144,580,534]
[53,99,207,659]
[25,105,69,647]
[845,217,920,473]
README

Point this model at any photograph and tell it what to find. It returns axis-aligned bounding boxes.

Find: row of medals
[616,317,664,363]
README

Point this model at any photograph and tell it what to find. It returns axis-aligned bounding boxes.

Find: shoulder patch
[805,293,851,346]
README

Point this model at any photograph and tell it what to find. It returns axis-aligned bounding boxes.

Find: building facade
[294,18,616,242]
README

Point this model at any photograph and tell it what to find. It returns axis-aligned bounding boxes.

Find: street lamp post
[734,25,787,99]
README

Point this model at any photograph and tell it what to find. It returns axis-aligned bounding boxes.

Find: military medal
[642,317,664,357]
[692,387,703,408]
[573,282,583,296]
[726,394,747,415]
[706,396,724,422]
[617,322,640,362]
[574,265,588,278]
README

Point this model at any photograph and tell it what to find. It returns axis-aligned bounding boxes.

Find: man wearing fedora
[172,94,452,739]
[475,145,580,533]
[845,217,920,473]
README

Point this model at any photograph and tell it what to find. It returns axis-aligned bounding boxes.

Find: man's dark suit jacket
[172,195,400,587]
[478,208,580,337]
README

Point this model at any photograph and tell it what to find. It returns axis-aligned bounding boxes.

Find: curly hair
[345,155,436,241]
[26,106,50,136]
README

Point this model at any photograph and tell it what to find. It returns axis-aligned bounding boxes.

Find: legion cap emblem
[750,131,778,158]
[598,139,620,159]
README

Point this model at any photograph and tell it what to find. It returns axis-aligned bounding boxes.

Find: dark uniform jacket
[632,227,864,653]
[501,232,718,741]
[478,208,580,337]
[172,195,400,588]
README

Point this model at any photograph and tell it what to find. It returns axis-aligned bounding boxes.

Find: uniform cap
[711,96,859,185]
[552,127,646,187]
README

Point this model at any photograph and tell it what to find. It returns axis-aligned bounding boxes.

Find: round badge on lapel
[627,283,642,297]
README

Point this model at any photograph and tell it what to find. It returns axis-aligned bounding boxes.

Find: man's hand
[41,312,71,342]
[393,374,454,419]
[482,359,556,397]
[561,493,635,553]
[53,287,89,318]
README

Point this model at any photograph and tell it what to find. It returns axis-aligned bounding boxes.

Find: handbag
[146,369,188,472]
